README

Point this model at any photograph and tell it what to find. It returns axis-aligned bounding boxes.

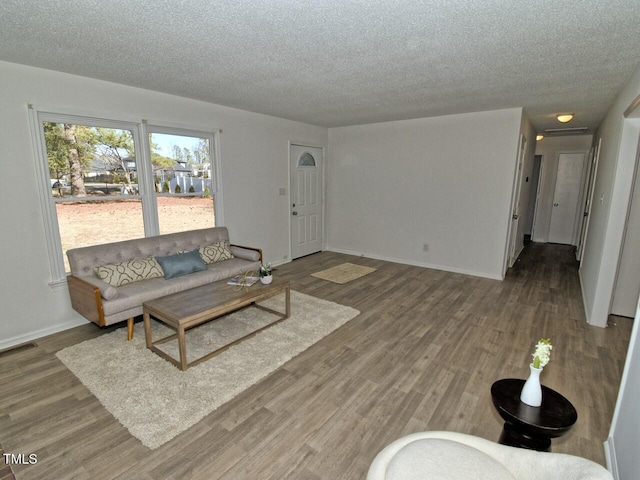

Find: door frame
[288,141,326,261]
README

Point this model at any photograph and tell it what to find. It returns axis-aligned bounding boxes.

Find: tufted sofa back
[67,227,230,278]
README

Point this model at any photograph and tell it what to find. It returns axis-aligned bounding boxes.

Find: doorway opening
[527,155,543,241]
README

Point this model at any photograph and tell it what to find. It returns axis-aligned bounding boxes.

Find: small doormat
[311,262,376,284]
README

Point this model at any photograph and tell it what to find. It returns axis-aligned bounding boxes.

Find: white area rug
[56,291,359,449]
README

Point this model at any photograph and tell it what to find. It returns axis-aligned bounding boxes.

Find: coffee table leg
[143,311,152,348]
[178,326,187,371]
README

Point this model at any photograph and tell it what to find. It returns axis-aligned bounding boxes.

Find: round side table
[490,378,577,452]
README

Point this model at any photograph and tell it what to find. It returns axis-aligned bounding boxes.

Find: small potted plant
[258,263,273,284]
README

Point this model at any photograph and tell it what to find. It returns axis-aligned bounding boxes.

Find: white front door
[548,153,587,245]
[290,144,323,259]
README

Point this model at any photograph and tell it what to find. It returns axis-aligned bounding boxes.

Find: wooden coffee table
[143,277,290,370]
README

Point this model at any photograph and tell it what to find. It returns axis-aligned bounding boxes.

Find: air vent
[0,342,37,357]
[544,127,590,135]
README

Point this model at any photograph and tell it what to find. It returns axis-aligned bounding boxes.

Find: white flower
[532,338,552,368]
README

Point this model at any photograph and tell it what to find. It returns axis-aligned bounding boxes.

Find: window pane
[157,196,215,235]
[44,122,139,199]
[56,199,144,271]
[149,132,215,234]
[43,120,145,274]
[298,152,316,167]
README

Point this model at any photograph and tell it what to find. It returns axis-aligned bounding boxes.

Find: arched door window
[298,152,316,167]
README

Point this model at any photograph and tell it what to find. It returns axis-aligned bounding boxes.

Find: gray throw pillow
[155,249,207,279]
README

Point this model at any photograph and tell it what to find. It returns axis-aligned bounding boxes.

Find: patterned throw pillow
[94,257,164,287]
[199,242,234,264]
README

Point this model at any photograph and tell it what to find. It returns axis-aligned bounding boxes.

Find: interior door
[290,144,323,259]
[548,153,587,245]
[507,135,526,268]
[577,141,601,262]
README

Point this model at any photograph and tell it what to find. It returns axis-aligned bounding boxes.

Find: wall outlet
[279,187,287,196]
[423,243,429,252]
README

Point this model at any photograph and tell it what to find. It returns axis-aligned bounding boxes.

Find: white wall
[587,64,640,476]
[606,297,640,479]
[0,60,327,349]
[611,154,640,318]
[532,135,593,243]
[326,108,523,280]
[580,64,640,327]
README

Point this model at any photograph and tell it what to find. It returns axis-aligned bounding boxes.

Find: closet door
[548,153,586,245]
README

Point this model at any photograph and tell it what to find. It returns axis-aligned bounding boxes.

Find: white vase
[260,275,273,285]
[520,364,543,407]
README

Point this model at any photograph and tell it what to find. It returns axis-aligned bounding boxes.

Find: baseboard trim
[0,318,87,351]
[325,247,503,281]
[604,436,619,479]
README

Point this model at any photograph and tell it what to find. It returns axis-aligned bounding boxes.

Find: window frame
[145,123,224,233]
[28,107,223,288]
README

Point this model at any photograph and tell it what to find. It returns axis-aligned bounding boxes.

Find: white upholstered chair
[367,431,612,480]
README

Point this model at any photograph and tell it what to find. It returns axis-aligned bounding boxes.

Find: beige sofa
[66,227,262,340]
[367,431,612,480]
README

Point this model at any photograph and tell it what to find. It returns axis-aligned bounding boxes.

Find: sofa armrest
[67,275,106,326]
[78,275,120,300]
[230,244,263,263]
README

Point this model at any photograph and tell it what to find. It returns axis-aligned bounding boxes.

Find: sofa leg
[127,317,134,341]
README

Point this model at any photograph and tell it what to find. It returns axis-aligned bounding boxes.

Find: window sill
[49,277,68,292]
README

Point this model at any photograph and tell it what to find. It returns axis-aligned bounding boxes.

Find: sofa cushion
[199,241,234,264]
[386,439,516,480]
[94,257,163,287]
[68,227,232,277]
[101,257,261,319]
[155,249,207,279]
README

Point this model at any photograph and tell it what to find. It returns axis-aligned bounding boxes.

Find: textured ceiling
[2,0,640,131]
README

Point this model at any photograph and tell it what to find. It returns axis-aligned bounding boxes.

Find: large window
[30,110,221,284]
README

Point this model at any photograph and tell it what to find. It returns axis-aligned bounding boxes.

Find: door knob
[292,211,298,216]
[554,203,559,207]
[512,214,518,220]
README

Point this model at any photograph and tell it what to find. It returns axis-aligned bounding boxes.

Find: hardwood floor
[0,243,633,479]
